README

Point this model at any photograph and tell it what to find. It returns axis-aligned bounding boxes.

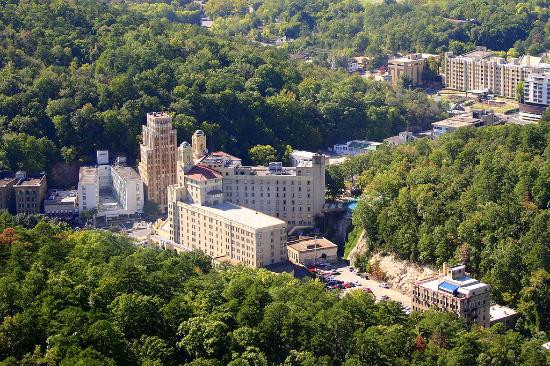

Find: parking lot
[334,264,411,307]
[308,261,411,308]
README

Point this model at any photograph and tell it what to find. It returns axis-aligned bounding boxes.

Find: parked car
[378,282,389,289]
[380,295,390,301]
[362,287,373,294]
[349,267,355,272]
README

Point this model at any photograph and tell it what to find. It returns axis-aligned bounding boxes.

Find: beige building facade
[138,112,177,212]
[287,236,338,266]
[0,174,17,212]
[412,264,491,327]
[167,130,326,268]
[14,173,47,215]
[388,53,438,87]
[443,48,550,98]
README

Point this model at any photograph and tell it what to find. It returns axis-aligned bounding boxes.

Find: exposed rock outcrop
[348,229,437,296]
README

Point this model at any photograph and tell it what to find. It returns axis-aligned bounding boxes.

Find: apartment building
[388,53,438,87]
[167,130,326,267]
[520,73,550,122]
[432,110,499,139]
[138,112,177,212]
[443,48,550,98]
[412,264,491,328]
[78,157,144,219]
[13,172,47,215]
[0,173,17,212]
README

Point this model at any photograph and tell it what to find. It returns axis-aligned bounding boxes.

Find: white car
[378,282,389,289]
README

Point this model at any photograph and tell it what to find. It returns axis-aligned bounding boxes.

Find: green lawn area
[472,100,519,114]
[344,225,362,259]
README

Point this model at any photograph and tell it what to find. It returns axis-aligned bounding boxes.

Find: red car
[362,287,373,294]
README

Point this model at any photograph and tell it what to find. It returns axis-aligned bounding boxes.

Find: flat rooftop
[287,236,337,252]
[44,190,77,204]
[14,176,44,187]
[190,201,286,230]
[389,57,423,64]
[291,150,317,158]
[490,304,517,321]
[79,167,98,184]
[112,165,141,181]
[460,50,494,60]
[433,115,480,129]
[417,275,489,298]
[335,140,382,150]
[0,177,16,188]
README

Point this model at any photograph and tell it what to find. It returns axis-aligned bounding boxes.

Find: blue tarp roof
[438,281,459,294]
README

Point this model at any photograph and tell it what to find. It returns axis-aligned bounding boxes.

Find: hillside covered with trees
[0,0,445,187]
[0,215,548,365]
[350,115,550,334]
[205,0,550,63]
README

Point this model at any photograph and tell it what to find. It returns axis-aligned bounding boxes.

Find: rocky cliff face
[349,229,437,295]
[369,253,437,295]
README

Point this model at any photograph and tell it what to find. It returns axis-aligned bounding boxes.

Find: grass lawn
[472,100,519,114]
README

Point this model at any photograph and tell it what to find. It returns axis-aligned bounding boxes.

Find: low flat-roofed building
[44,190,78,218]
[14,172,47,214]
[287,236,338,266]
[412,263,491,327]
[384,131,422,145]
[489,304,519,328]
[0,173,17,212]
[432,110,499,138]
[332,140,383,156]
[289,150,328,167]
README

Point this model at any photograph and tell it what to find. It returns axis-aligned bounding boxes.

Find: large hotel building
[167,130,326,268]
[443,47,550,98]
[138,112,178,212]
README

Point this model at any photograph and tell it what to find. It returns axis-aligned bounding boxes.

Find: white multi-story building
[167,130,326,268]
[332,140,382,156]
[520,73,550,122]
[443,48,550,99]
[78,154,144,219]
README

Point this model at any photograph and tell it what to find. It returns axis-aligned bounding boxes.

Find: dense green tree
[248,145,278,166]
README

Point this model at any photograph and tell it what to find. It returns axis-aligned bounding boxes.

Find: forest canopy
[204,0,550,62]
[349,117,550,334]
[0,216,548,365]
[0,0,445,187]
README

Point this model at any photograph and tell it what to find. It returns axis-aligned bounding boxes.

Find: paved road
[329,262,411,307]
